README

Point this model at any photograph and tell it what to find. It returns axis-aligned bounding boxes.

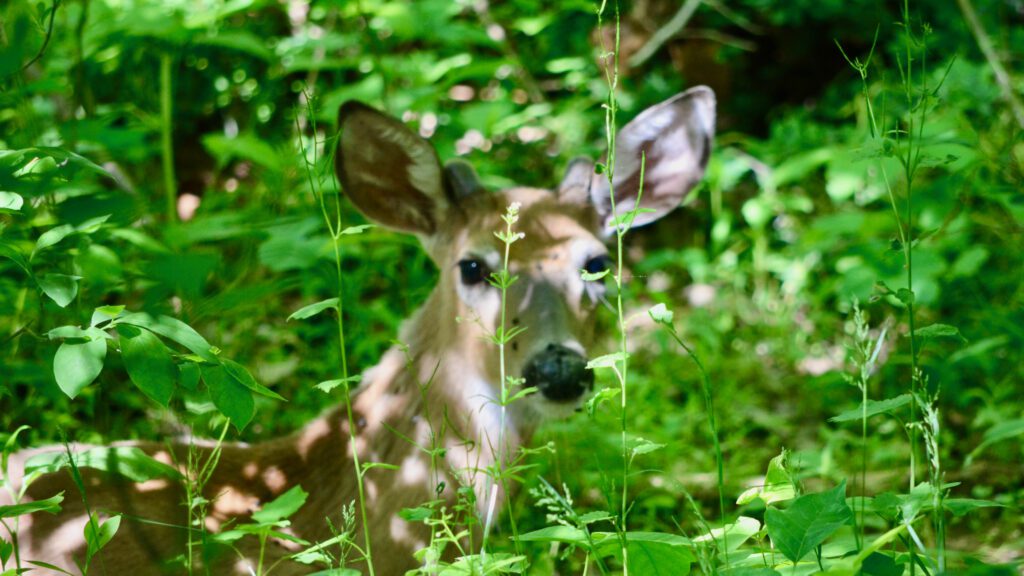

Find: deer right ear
[335,101,448,235]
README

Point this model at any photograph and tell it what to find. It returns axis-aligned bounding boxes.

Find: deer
[1,86,715,575]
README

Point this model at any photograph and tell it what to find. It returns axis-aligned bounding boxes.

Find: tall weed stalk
[295,92,376,576]
[837,0,951,568]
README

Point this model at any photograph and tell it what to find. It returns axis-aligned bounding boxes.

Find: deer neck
[288,285,520,509]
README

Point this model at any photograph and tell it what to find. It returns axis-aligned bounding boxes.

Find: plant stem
[160,51,177,223]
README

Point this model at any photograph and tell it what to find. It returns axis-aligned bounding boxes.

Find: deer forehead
[455,187,603,263]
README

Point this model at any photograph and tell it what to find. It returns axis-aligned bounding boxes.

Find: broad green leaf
[203,364,254,430]
[91,305,126,326]
[943,498,1005,517]
[517,525,589,547]
[765,480,853,563]
[911,323,967,344]
[179,362,201,391]
[597,532,695,575]
[75,214,111,234]
[118,325,176,407]
[221,358,285,401]
[24,447,182,482]
[84,514,121,562]
[251,485,309,525]
[693,516,760,552]
[38,274,79,308]
[33,224,75,256]
[0,191,22,212]
[861,552,902,576]
[830,394,912,423]
[288,298,339,321]
[46,325,90,340]
[0,492,63,518]
[120,313,217,362]
[53,337,106,398]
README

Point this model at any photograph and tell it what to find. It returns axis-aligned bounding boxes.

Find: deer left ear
[589,86,716,231]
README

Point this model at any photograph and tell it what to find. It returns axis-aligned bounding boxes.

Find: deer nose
[523,344,594,402]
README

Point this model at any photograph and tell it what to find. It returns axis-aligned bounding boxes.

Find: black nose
[523,344,594,402]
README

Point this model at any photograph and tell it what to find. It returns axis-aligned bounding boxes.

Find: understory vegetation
[1,0,1022,574]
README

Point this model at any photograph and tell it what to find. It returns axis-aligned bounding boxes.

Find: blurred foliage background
[1,0,1022,567]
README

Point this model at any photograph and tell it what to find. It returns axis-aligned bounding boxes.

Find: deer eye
[583,255,611,279]
[458,258,490,286]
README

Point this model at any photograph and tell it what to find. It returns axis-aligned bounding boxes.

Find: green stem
[160,51,177,223]
[331,237,375,576]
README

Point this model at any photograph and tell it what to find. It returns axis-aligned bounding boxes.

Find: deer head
[335,87,715,440]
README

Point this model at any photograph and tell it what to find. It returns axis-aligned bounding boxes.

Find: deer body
[3,87,715,574]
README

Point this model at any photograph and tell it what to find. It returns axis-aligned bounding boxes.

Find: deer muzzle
[523,343,594,402]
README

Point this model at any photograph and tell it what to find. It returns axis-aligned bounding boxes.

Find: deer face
[335,88,715,419]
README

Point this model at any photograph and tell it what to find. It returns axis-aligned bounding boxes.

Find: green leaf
[251,485,308,525]
[38,274,79,308]
[203,364,254,430]
[861,552,902,576]
[622,532,696,573]
[84,514,121,562]
[340,224,373,235]
[631,438,665,458]
[26,560,76,575]
[118,325,176,407]
[736,452,795,505]
[24,447,183,482]
[967,418,1024,465]
[580,268,610,282]
[33,224,75,256]
[648,303,674,324]
[0,191,23,212]
[314,375,361,394]
[517,525,589,547]
[830,394,913,423]
[288,298,339,321]
[911,323,967,345]
[398,507,434,522]
[120,313,218,362]
[221,358,285,401]
[692,516,761,552]
[0,492,63,519]
[46,325,90,340]
[943,498,1005,517]
[179,362,201,391]
[91,305,126,326]
[53,337,106,398]
[765,480,853,563]
[586,352,628,370]
[0,241,31,275]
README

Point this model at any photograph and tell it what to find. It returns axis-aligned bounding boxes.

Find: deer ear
[590,86,716,231]
[335,101,447,235]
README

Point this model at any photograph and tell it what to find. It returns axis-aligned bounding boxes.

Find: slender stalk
[296,97,375,575]
[160,51,177,223]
